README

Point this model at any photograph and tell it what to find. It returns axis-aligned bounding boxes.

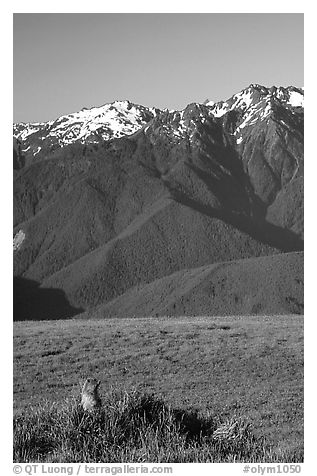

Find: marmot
[81,378,102,412]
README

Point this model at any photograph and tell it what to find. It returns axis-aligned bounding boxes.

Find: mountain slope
[39,197,278,311]
[82,251,303,319]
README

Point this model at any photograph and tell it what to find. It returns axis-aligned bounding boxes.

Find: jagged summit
[140,84,304,150]
[13,100,160,159]
[13,84,304,162]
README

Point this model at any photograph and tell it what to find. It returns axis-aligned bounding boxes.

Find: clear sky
[13,13,304,123]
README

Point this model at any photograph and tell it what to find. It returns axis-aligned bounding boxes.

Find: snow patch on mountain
[14,123,44,141]
[287,90,304,107]
[209,102,230,117]
[13,230,25,251]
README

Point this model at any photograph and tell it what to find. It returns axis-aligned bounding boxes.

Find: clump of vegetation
[13,389,301,463]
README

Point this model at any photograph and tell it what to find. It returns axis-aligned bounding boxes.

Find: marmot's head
[82,378,101,395]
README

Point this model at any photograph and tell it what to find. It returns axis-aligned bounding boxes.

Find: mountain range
[13,84,304,320]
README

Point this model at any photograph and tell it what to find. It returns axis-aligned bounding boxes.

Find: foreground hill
[13,84,304,320]
[82,251,303,320]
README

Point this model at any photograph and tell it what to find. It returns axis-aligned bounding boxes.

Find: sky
[13,13,304,123]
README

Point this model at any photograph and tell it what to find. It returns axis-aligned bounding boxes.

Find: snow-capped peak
[13,100,160,156]
[201,85,304,144]
[206,84,303,117]
[143,84,304,148]
[287,89,304,107]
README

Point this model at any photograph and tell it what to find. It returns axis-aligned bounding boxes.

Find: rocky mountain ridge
[13,84,303,161]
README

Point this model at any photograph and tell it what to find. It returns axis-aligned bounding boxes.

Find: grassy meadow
[13,315,303,462]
